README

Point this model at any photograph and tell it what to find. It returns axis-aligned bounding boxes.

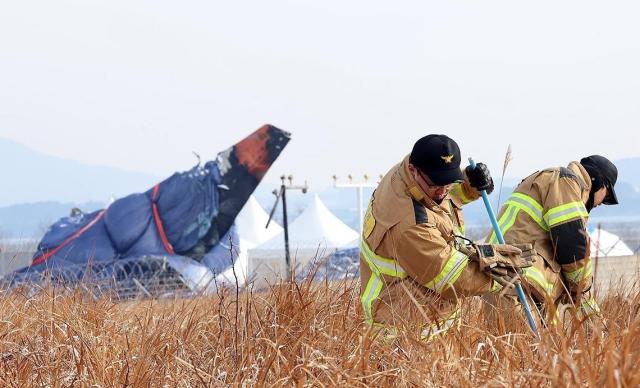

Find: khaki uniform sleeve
[450,170,481,205]
[540,175,592,292]
[395,224,493,299]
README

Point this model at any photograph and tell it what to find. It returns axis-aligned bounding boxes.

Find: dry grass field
[1,275,639,387]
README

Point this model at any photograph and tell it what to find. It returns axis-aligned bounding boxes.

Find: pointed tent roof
[254,194,359,251]
[589,227,633,257]
[235,195,283,249]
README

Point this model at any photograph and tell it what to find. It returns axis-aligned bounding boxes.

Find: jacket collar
[398,155,448,209]
[568,161,592,193]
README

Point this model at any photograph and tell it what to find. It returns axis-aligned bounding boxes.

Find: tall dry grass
[1,275,639,387]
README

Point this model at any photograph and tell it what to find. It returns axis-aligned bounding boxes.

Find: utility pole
[266,175,308,281]
[332,174,380,235]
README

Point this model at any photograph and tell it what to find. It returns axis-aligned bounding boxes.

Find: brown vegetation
[1,277,639,387]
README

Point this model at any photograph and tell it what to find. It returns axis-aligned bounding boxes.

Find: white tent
[234,195,283,249]
[214,196,283,286]
[254,194,359,251]
[589,228,633,257]
[249,195,359,283]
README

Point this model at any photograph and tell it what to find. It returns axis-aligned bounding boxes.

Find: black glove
[465,163,494,193]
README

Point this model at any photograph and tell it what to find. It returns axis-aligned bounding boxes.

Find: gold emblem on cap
[441,154,454,164]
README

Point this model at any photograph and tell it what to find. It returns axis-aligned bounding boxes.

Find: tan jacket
[488,162,593,302]
[360,156,494,333]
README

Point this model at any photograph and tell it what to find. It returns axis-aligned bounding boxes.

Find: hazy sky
[1,1,639,190]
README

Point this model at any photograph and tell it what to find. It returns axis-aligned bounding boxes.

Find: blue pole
[468,158,539,336]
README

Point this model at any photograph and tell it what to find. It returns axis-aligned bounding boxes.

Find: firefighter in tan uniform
[485,155,619,326]
[360,134,534,340]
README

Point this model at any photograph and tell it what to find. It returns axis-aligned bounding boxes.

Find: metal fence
[0,256,194,300]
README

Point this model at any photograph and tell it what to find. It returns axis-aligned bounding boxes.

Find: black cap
[409,134,464,185]
[580,155,619,205]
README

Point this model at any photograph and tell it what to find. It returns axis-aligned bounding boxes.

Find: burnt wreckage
[7,125,290,298]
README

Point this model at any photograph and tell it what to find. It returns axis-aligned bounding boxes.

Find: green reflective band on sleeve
[373,323,399,343]
[491,279,502,293]
[506,193,548,231]
[576,296,600,321]
[562,260,593,284]
[361,275,384,325]
[450,184,472,205]
[425,250,469,293]
[544,201,588,227]
[360,240,408,278]
[420,308,461,341]
[488,193,549,242]
[488,204,519,243]
[523,266,554,296]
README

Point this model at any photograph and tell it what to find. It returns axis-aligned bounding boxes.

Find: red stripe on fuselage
[152,184,175,255]
[31,210,107,266]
